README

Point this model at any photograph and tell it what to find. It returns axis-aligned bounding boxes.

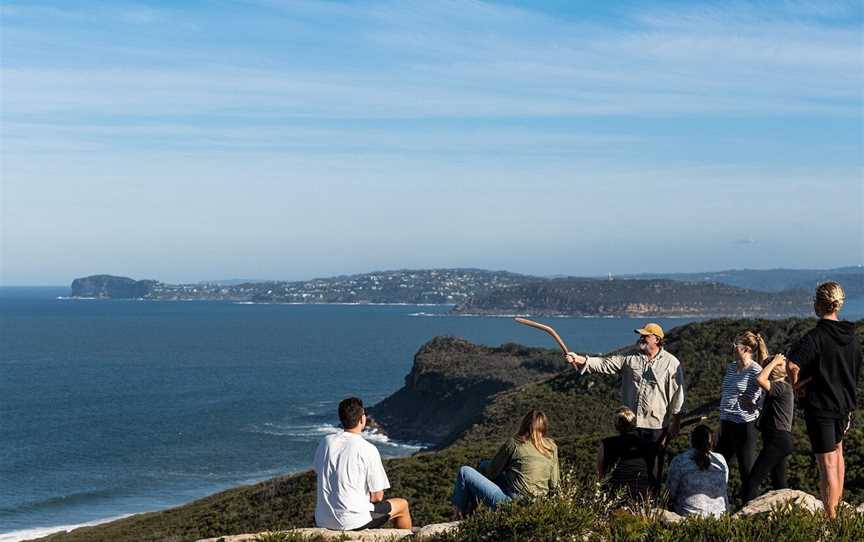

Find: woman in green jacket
[451,409,560,517]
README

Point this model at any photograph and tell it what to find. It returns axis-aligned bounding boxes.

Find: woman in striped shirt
[716,330,767,493]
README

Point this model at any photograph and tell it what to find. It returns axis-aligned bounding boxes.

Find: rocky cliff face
[70,275,157,298]
[367,336,567,447]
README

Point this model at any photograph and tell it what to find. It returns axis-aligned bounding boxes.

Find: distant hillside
[623,266,864,296]
[453,278,811,317]
[68,269,534,304]
[33,317,864,542]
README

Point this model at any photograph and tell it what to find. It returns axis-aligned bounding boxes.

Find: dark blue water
[3,287,859,540]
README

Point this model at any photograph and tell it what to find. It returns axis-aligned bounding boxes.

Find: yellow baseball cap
[635,323,664,339]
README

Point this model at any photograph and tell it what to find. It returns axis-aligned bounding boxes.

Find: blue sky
[1,0,862,285]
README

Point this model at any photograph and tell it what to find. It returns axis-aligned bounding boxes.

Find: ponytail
[691,425,713,471]
[736,330,769,364]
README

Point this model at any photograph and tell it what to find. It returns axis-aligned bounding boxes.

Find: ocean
[2,287,860,540]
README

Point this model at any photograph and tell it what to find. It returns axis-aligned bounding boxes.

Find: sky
[1,0,862,285]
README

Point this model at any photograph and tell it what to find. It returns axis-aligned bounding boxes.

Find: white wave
[0,514,132,542]
[244,423,424,450]
[244,422,341,438]
[362,428,425,450]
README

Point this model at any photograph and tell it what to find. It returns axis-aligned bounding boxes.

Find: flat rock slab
[198,527,415,542]
[734,489,823,517]
[413,521,461,541]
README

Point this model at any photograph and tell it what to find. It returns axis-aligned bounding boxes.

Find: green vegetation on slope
[34,318,863,542]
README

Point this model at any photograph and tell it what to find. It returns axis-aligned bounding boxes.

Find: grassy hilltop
[34,318,864,542]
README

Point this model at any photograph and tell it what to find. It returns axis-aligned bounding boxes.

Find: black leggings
[717,420,759,485]
[741,429,794,503]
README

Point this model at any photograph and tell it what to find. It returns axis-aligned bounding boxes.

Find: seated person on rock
[665,424,729,518]
[451,409,560,518]
[598,406,658,499]
[313,397,411,531]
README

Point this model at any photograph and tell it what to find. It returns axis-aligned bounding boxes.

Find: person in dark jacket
[787,281,862,518]
[597,406,657,499]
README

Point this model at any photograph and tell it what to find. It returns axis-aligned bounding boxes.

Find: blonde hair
[614,406,637,433]
[516,409,555,458]
[735,330,769,364]
[767,354,787,382]
[815,281,845,317]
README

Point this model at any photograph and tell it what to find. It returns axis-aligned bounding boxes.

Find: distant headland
[68,266,863,318]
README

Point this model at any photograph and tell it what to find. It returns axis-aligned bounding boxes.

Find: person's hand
[565,352,584,368]
[771,353,787,369]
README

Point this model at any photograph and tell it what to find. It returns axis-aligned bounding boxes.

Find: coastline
[0,515,133,542]
[57,297,807,319]
[1,427,423,542]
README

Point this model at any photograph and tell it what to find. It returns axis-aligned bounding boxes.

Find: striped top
[719,361,763,423]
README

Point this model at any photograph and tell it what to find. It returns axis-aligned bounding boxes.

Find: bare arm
[756,354,785,392]
[369,490,384,503]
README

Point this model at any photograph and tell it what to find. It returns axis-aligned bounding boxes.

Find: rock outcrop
[367,337,566,446]
[734,489,824,516]
[70,275,157,298]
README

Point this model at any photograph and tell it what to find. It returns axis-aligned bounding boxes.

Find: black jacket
[789,319,862,418]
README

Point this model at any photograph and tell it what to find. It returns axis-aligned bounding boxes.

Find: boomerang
[514,317,569,354]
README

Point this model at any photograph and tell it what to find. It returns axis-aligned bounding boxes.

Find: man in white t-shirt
[313,397,412,531]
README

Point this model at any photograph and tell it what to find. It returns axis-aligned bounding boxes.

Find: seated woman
[666,425,729,517]
[451,409,560,518]
[597,406,657,499]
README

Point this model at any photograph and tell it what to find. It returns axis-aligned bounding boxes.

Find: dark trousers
[635,427,664,485]
[717,419,759,486]
[741,429,794,503]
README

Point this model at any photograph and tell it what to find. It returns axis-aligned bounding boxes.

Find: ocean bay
[2,287,702,538]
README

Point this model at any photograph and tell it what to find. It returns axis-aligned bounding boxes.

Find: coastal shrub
[429,475,864,542]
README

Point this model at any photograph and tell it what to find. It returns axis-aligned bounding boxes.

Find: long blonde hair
[815,281,845,317]
[517,409,555,458]
[735,330,769,364]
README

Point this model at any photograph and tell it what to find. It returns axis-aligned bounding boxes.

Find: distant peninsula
[68,266,863,317]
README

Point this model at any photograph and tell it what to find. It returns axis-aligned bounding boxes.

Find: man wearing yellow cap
[566,323,684,476]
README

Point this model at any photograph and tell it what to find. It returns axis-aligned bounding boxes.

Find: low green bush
[429,475,864,542]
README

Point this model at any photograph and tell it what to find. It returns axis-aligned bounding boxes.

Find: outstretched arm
[566,352,627,375]
[756,354,786,392]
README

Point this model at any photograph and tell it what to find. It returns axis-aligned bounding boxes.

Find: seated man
[313,397,412,531]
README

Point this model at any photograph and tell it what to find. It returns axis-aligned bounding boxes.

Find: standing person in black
[741,353,795,503]
[597,406,657,500]
[787,281,862,518]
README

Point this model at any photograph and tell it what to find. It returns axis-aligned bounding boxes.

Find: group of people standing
[574,280,860,518]
[310,281,859,532]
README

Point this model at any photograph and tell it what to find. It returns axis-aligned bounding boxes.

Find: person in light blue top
[716,330,766,488]
[666,425,729,518]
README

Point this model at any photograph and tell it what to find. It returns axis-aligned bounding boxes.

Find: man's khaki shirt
[581,349,685,430]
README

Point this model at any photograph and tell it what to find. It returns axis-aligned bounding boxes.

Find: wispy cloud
[2,1,861,129]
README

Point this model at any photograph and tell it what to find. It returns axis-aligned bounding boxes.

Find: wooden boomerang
[514,318,569,354]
